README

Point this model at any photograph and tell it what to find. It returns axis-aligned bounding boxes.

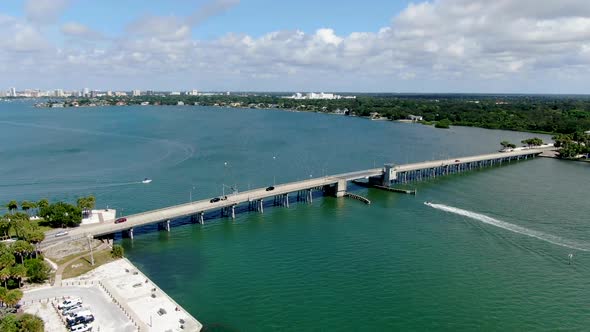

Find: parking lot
[22,286,136,332]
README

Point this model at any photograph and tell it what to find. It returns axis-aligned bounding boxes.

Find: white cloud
[61,22,105,40]
[25,0,70,24]
[4,0,590,93]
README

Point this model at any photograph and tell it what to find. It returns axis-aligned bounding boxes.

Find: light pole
[272,155,277,185]
[223,162,228,196]
[87,235,95,266]
[189,185,196,202]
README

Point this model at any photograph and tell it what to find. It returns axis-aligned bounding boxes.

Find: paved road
[60,169,382,239]
[393,148,549,172]
[23,286,136,332]
[42,147,551,241]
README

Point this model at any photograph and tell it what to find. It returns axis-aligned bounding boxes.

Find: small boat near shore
[142,178,152,184]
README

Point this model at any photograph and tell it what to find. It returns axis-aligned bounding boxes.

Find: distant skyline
[1,0,590,93]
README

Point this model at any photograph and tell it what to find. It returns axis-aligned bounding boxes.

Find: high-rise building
[54,89,64,97]
[9,87,16,97]
[132,89,141,96]
[83,88,90,97]
[107,90,113,96]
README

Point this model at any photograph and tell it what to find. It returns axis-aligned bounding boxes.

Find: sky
[1,0,590,93]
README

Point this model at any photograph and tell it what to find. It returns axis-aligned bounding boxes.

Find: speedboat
[142,178,152,184]
[424,201,432,206]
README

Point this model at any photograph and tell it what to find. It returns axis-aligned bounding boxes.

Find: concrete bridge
[54,148,550,242]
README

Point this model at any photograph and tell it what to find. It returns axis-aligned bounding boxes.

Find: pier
[57,148,549,241]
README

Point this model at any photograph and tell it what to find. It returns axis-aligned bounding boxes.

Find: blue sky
[1,0,590,93]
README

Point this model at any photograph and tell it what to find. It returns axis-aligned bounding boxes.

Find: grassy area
[61,249,117,279]
[6,219,53,238]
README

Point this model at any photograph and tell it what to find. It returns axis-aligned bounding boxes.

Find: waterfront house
[407,114,423,122]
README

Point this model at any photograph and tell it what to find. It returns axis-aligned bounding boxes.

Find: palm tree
[6,201,18,214]
[4,289,22,307]
[0,286,6,307]
[37,199,49,215]
[0,268,10,288]
[11,240,34,264]
[10,265,26,288]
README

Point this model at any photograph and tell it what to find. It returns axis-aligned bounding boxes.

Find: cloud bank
[2,0,590,93]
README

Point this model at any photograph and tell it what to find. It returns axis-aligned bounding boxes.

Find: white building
[286,92,351,100]
[169,91,181,96]
[83,88,90,97]
[106,90,113,96]
[9,87,16,97]
[132,89,141,96]
[54,89,64,97]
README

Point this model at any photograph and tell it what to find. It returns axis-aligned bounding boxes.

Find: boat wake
[426,202,590,252]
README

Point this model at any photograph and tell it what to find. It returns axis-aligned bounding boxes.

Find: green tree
[521,137,544,147]
[4,289,22,307]
[39,202,82,228]
[10,241,33,264]
[18,313,44,332]
[20,201,35,216]
[6,201,17,214]
[9,265,26,288]
[0,268,10,288]
[435,118,451,129]
[0,286,6,307]
[36,199,49,211]
[24,259,50,283]
[111,244,124,258]
[0,216,10,238]
[0,313,18,332]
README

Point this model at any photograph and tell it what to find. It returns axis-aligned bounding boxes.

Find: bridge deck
[61,148,549,239]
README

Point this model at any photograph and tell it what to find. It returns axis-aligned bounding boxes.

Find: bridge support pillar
[123,227,134,240]
[308,189,313,203]
[383,164,396,186]
[199,212,204,225]
[231,205,236,219]
[284,194,289,208]
[335,179,347,197]
[258,199,264,213]
[165,219,170,232]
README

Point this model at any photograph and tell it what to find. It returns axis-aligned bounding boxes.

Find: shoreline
[23,257,202,331]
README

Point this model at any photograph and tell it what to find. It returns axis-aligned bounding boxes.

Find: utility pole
[87,235,95,266]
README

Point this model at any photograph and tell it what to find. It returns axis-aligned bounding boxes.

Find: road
[61,169,382,239]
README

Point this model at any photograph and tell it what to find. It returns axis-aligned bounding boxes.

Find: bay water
[1,100,588,330]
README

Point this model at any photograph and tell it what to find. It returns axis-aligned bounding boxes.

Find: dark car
[114,217,127,224]
[209,197,221,203]
[265,186,275,191]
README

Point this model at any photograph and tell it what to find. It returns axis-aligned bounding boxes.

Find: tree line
[66,94,590,135]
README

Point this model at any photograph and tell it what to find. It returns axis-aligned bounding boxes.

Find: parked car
[455,159,460,162]
[70,323,92,332]
[58,298,82,309]
[209,197,221,203]
[265,186,275,191]
[55,230,69,237]
[114,217,127,224]
[62,304,82,315]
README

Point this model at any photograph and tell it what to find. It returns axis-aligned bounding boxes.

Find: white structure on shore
[285,92,355,100]
[132,89,141,96]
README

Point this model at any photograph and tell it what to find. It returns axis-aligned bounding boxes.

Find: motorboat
[142,178,152,184]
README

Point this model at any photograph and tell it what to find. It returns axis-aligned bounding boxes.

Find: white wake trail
[427,203,590,252]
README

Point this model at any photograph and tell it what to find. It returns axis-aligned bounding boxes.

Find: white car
[70,323,92,332]
[55,230,69,237]
[58,298,81,309]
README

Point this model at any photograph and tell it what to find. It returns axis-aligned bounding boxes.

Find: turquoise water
[2,101,589,331]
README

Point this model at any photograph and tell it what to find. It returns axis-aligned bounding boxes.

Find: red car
[114,217,127,224]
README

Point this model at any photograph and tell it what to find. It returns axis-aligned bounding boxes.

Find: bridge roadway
[63,168,384,239]
[59,147,550,240]
[391,148,547,171]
